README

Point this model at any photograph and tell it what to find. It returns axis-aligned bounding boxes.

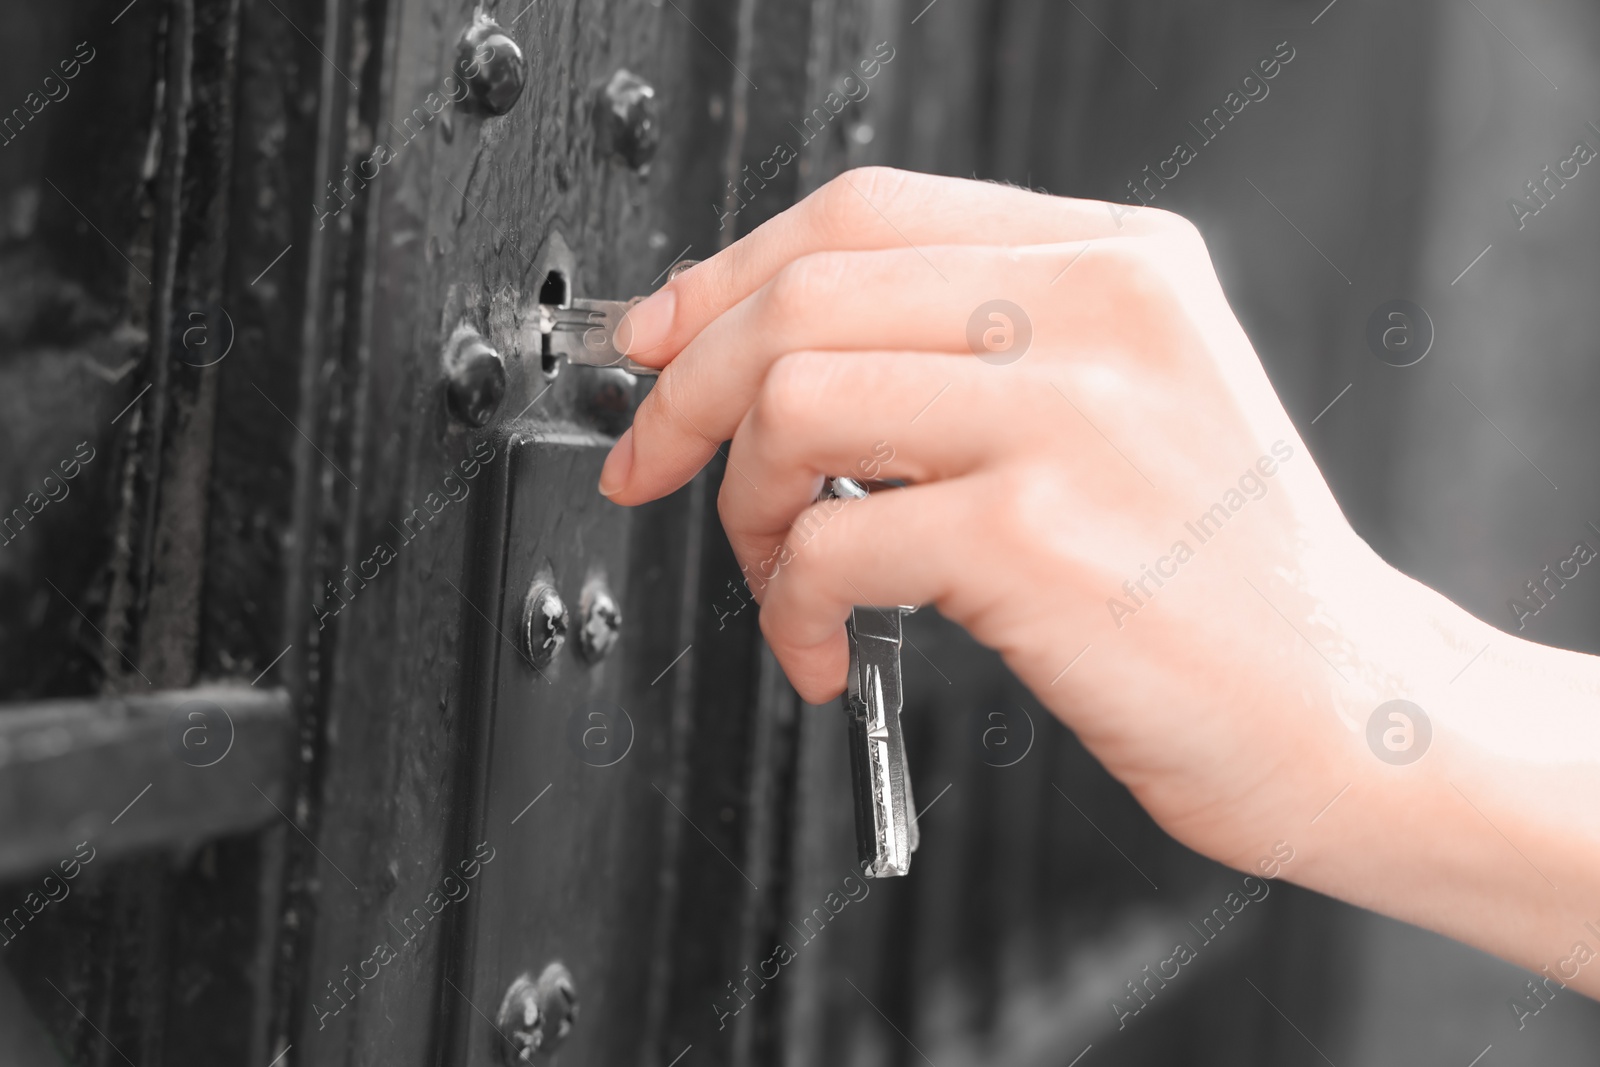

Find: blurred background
[3,0,1599,1064]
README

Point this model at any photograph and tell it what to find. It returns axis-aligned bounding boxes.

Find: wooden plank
[0,684,293,881]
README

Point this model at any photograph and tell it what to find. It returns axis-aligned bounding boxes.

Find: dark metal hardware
[444,326,508,427]
[520,579,569,669]
[576,577,622,663]
[593,70,660,170]
[495,962,579,1062]
[458,16,527,115]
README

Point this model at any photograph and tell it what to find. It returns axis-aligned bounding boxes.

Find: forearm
[1290,560,1600,997]
[601,169,1599,990]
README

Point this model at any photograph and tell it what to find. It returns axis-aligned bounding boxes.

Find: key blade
[845,607,918,877]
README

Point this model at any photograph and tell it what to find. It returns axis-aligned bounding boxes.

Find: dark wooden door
[0,1,895,1064]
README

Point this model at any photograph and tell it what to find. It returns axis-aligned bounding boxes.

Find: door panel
[448,426,663,1067]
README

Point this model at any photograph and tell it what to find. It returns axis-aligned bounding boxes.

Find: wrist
[1282,554,1600,995]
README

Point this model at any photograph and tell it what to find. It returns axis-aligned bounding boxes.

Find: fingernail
[615,289,676,355]
[598,427,634,497]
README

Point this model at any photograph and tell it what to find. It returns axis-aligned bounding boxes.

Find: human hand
[599,168,1452,870]
[594,167,1600,997]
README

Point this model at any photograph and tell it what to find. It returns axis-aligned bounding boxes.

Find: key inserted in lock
[526,259,701,377]
[533,298,661,377]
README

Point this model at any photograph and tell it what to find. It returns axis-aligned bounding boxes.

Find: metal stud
[457,16,527,116]
[521,581,568,669]
[443,326,506,427]
[593,70,659,170]
[495,963,579,1063]
[576,578,621,663]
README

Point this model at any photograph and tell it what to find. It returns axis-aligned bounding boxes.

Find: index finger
[612,167,1167,362]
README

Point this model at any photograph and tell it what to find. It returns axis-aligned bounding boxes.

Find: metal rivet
[593,69,659,170]
[444,328,506,427]
[576,578,621,663]
[521,581,568,669]
[496,973,542,1062]
[496,963,578,1064]
[458,16,527,116]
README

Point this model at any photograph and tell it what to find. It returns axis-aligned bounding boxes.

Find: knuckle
[811,166,914,238]
[984,464,1071,556]
[760,253,839,325]
[1146,208,1210,259]
[839,165,912,204]
[808,177,866,237]
[750,351,829,440]
[1144,205,1201,238]
[1083,240,1174,313]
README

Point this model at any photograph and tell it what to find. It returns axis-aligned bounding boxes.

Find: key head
[528,297,661,376]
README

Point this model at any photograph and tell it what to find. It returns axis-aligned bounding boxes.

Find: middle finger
[718,351,1002,589]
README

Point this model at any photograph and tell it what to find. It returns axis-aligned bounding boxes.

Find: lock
[529,234,578,381]
[496,962,579,1062]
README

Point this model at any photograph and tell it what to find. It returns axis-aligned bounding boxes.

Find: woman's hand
[602,167,1386,859]
[601,168,1600,993]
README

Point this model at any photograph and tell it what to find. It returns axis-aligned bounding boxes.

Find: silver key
[844,605,920,877]
[830,477,919,878]
[533,297,660,376]
[526,260,701,376]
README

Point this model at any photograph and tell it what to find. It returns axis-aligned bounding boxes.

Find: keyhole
[539,269,570,378]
